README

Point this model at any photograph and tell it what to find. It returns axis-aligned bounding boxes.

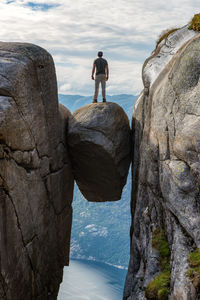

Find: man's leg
[93,75,100,103]
[101,75,106,102]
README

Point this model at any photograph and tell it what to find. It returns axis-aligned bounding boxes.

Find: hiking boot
[93,99,97,103]
[103,98,106,102]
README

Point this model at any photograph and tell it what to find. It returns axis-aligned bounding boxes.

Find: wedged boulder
[0,43,74,299]
[68,102,131,202]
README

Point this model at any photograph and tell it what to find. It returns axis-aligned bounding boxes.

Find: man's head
[98,51,103,57]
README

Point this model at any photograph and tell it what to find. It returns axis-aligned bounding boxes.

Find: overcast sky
[0,0,199,96]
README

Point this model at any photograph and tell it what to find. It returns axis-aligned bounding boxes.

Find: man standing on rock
[91,51,109,103]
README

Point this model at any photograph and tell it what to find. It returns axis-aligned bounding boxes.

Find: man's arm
[105,64,109,81]
[91,63,95,80]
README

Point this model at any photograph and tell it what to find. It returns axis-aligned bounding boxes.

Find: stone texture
[68,102,131,202]
[0,43,74,299]
[124,33,200,299]
[142,25,197,92]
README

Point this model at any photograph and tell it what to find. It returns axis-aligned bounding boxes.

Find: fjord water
[58,259,127,300]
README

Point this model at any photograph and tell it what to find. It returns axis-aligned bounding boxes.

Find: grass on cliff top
[156,28,180,48]
[145,228,170,300]
[187,248,200,289]
[188,14,200,31]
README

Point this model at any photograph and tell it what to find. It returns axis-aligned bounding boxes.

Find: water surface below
[58,259,127,300]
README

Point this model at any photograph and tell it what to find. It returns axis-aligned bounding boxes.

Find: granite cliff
[124,26,200,299]
[0,43,74,299]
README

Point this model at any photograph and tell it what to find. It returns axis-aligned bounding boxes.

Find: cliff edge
[124,27,200,299]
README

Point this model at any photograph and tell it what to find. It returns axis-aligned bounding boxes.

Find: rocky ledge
[68,102,131,202]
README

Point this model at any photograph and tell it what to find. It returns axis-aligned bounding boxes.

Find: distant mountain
[58,94,137,268]
[58,94,137,120]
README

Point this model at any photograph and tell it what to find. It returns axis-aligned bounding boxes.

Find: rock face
[0,43,74,299]
[124,29,200,299]
[142,25,197,90]
[68,102,131,202]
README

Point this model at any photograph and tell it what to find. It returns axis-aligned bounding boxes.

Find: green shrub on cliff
[187,248,200,289]
[145,228,170,300]
[152,228,170,265]
[188,14,200,31]
[145,272,170,300]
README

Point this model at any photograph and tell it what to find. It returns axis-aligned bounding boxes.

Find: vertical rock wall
[0,43,74,299]
[124,32,200,299]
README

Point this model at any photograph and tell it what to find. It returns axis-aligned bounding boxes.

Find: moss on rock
[145,228,170,300]
[187,248,200,289]
[158,287,169,300]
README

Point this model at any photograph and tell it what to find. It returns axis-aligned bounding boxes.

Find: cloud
[0,0,199,95]
[59,83,72,93]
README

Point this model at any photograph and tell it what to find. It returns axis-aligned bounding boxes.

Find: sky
[0,0,199,96]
